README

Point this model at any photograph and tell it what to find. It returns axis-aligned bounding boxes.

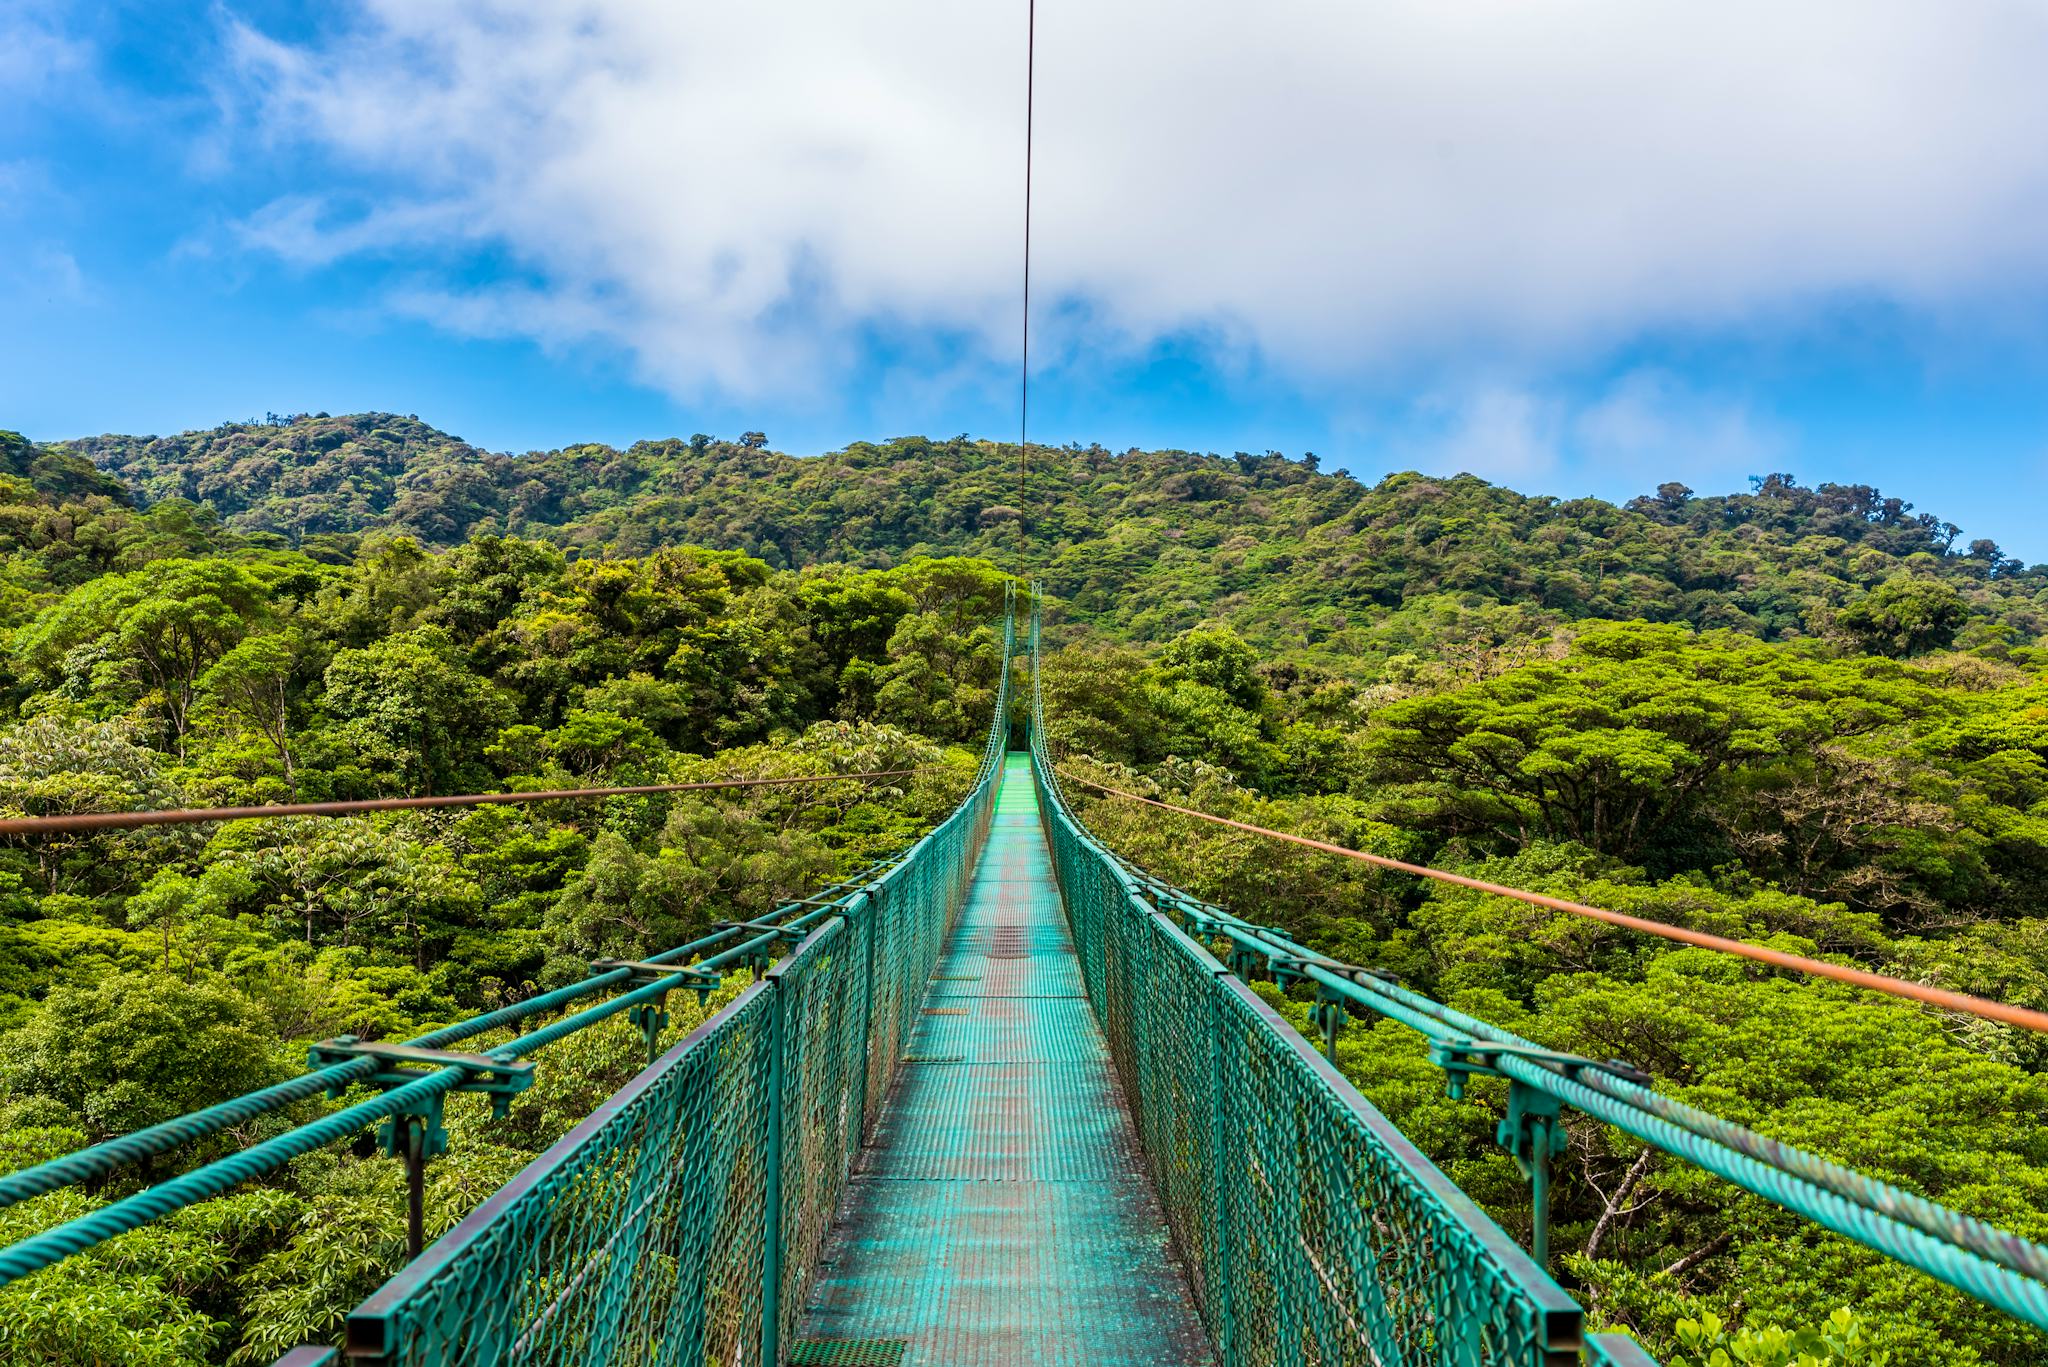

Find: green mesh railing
[339,601,1016,1367]
[1024,594,1586,1367]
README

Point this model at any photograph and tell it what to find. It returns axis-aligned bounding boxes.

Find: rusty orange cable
[0,768,936,836]
[1060,770,2048,1035]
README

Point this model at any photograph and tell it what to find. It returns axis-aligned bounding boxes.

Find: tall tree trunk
[1584,1148,1655,1262]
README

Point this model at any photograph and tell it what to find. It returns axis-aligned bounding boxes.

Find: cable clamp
[1428,1038,1651,1100]
[592,957,726,1045]
[713,917,815,941]
[306,1037,536,1152]
[592,957,723,990]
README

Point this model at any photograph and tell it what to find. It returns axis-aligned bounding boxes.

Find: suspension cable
[0,768,937,836]
[1017,0,1035,559]
[1060,770,2048,1035]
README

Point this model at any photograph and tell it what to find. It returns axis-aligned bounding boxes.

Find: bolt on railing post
[760,976,787,1367]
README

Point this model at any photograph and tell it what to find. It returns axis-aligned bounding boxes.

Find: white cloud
[1406,387,1563,482]
[1398,371,1785,487]
[0,1,87,96]
[220,0,2048,402]
[1571,370,1784,479]
[0,244,94,307]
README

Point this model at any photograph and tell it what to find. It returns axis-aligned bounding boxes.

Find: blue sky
[7,1,2048,559]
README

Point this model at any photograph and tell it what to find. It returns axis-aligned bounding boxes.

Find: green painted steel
[793,754,1216,1364]
[1024,597,1588,1367]
[333,606,1016,1366]
[1584,1334,1661,1367]
[1188,902,2048,1333]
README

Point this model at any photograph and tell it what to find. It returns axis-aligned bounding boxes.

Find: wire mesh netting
[1026,594,1585,1367]
[341,608,1014,1367]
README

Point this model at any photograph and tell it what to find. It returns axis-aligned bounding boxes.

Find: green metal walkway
[795,754,1216,1365]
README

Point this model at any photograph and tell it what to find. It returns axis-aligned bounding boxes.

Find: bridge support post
[1206,965,1237,1365]
[760,974,788,1367]
[854,888,878,1136]
[402,1117,426,1263]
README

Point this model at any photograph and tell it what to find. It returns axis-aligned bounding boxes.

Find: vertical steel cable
[1018,0,1036,564]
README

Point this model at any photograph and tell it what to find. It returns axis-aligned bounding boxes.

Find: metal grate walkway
[794,753,1216,1366]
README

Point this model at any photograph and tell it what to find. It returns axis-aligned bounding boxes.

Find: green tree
[321,629,515,794]
[199,632,308,798]
[1835,578,1970,658]
[0,715,185,895]
[0,973,282,1141]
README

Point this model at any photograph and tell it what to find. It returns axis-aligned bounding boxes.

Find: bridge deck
[795,753,1215,1366]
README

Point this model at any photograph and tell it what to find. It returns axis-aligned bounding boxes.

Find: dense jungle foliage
[2,413,2046,1362]
[56,412,2048,663]
[1042,624,2048,1365]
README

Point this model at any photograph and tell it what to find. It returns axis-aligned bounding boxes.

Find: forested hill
[10,412,2048,1362]
[42,412,2048,661]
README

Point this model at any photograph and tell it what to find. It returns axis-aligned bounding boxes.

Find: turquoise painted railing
[1026,584,2048,1364]
[1025,593,1591,1367]
[332,601,1017,1366]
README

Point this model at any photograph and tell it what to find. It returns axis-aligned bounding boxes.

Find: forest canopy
[1,414,2045,1363]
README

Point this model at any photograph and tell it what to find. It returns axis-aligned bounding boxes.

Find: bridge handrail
[0,849,897,1217]
[1139,877,2048,1321]
[337,594,1017,1366]
[1025,587,1589,1367]
[1028,584,2048,1353]
[0,593,1016,1334]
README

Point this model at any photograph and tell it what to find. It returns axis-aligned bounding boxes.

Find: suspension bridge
[3,587,2047,1367]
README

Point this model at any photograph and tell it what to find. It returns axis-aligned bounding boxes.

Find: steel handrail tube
[0,1066,467,1285]
[0,653,1011,1286]
[1195,908,2048,1298]
[0,842,915,1213]
[1024,585,1584,1367]
[1026,580,2048,1355]
[1084,791,2048,1299]
[331,598,1016,1364]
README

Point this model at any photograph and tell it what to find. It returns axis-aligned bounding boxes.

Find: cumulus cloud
[220,0,2048,402]
[1405,386,1563,483]
[1571,371,1785,479]
[1399,371,1785,486]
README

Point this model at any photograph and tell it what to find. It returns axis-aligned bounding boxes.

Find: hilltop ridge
[28,412,2048,660]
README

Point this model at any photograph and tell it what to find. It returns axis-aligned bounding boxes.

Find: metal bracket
[593,957,723,990]
[1267,953,1312,990]
[1427,1038,1651,1101]
[1309,987,1348,1062]
[1497,1081,1568,1165]
[713,917,812,942]
[307,1037,536,1156]
[593,959,724,1057]
[1427,1037,1648,1270]
[305,1036,534,1263]
[712,918,815,974]
[1226,947,1267,982]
